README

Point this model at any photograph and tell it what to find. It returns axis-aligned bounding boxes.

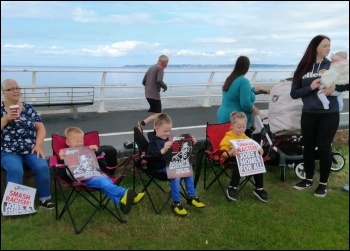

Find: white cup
[9,105,20,121]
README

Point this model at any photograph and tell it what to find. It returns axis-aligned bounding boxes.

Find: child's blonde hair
[230,111,247,124]
[154,113,173,127]
[64,127,84,138]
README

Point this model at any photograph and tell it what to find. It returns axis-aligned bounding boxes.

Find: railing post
[31,71,37,103]
[203,71,215,107]
[98,71,107,113]
[250,71,258,86]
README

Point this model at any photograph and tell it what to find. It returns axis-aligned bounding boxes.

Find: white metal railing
[1,68,348,128]
[1,68,296,112]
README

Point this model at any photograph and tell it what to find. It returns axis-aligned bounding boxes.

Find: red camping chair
[49,131,136,234]
[201,122,269,201]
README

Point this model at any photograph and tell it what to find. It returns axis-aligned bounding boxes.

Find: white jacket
[320,60,349,88]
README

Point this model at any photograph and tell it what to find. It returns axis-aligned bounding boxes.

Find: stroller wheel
[295,163,306,180]
[331,153,346,172]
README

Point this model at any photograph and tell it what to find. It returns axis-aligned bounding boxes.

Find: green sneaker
[187,196,205,208]
[133,192,145,204]
[120,189,136,214]
[171,202,188,216]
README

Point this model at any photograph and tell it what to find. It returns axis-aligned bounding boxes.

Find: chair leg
[204,162,231,200]
[237,176,256,195]
[55,180,126,234]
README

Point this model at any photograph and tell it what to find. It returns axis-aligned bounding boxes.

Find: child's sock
[323,100,330,109]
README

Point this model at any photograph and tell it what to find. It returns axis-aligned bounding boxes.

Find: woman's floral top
[1,102,42,154]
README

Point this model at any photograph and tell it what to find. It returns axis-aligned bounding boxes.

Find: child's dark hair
[230,111,247,124]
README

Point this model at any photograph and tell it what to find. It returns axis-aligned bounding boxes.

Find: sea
[1,64,296,112]
[1,64,296,86]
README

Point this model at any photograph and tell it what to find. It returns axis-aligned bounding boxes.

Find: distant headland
[121,64,295,69]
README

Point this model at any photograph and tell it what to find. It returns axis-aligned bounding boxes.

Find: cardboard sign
[166,135,194,179]
[2,182,37,216]
[230,139,266,177]
[63,146,104,181]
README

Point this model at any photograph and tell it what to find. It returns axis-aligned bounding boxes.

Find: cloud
[1,1,348,66]
[3,43,34,49]
[72,7,151,24]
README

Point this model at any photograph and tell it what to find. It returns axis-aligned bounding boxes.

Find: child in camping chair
[147,113,205,216]
[58,127,145,214]
[219,112,269,203]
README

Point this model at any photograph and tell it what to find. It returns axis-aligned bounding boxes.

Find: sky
[1,1,349,67]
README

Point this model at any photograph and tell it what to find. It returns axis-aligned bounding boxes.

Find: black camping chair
[132,127,188,214]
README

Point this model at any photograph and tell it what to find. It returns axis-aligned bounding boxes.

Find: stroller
[252,78,346,181]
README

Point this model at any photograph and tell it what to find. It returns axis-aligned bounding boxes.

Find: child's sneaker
[171,202,188,216]
[187,196,205,208]
[293,179,313,190]
[120,189,136,214]
[253,189,269,203]
[226,186,238,201]
[39,199,55,210]
[314,184,327,198]
[133,192,145,204]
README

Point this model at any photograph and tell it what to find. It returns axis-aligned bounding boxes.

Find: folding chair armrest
[109,175,125,184]
[49,155,67,168]
[211,149,226,155]
[263,156,271,162]
[205,149,227,161]
[105,166,116,171]
[53,164,68,168]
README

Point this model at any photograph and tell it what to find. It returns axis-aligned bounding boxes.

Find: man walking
[138,55,169,133]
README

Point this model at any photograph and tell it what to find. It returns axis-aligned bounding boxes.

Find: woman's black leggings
[301,112,339,183]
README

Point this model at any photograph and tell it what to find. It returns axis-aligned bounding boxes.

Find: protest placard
[2,182,37,216]
[230,139,266,177]
[166,134,194,179]
[63,146,104,181]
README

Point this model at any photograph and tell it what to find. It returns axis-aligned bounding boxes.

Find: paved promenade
[41,104,266,156]
[41,101,348,157]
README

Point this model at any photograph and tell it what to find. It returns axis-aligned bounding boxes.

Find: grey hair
[1,79,17,91]
[158,55,169,62]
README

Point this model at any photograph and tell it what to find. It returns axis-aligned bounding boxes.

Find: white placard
[230,139,266,177]
[2,182,37,216]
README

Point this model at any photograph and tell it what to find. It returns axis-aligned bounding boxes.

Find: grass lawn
[1,146,349,250]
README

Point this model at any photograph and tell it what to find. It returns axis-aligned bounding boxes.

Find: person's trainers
[226,186,238,201]
[187,196,205,208]
[253,189,269,203]
[293,179,313,190]
[120,189,136,214]
[171,202,188,216]
[314,184,327,198]
[39,200,55,210]
[133,192,145,204]
[137,121,145,134]
[343,184,349,192]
